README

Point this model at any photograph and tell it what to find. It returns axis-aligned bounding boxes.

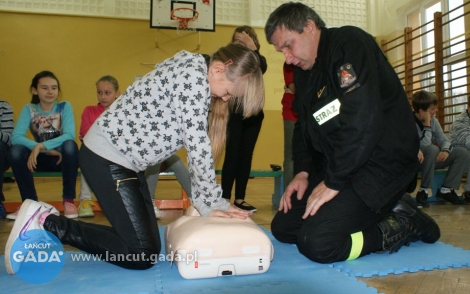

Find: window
[406,0,467,131]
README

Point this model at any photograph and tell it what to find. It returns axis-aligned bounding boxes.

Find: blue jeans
[9,140,79,201]
[0,140,10,202]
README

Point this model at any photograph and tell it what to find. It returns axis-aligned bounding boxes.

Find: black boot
[377,193,440,253]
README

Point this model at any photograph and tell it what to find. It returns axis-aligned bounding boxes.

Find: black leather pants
[44,145,161,270]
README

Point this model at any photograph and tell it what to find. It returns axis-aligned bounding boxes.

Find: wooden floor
[1,177,470,293]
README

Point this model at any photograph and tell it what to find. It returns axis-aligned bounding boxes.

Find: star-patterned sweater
[84,50,230,216]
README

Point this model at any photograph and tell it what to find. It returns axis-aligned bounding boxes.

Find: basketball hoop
[171,8,199,33]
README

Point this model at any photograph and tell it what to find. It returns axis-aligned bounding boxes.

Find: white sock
[440,187,451,193]
[419,187,428,193]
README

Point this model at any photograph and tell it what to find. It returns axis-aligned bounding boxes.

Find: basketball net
[171,8,199,35]
[176,20,197,35]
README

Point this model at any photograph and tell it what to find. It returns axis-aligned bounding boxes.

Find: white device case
[165,206,274,279]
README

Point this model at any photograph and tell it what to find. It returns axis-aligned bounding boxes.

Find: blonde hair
[96,75,119,91]
[208,43,265,161]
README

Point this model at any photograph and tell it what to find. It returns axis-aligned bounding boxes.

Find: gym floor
[1,177,470,294]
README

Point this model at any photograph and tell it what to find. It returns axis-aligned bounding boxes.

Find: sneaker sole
[416,202,430,208]
[64,213,79,219]
[436,196,464,205]
[401,194,440,243]
[236,206,257,212]
[234,203,257,212]
[5,199,37,274]
[78,212,95,218]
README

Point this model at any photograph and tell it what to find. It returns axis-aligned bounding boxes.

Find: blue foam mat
[2,225,469,294]
[0,251,157,294]
[330,241,470,277]
[0,226,377,294]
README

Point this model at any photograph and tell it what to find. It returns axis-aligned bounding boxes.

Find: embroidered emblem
[337,63,357,88]
[313,99,341,125]
[317,86,326,98]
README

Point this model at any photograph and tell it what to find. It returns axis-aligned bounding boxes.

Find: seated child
[78,75,120,217]
[0,100,13,219]
[9,71,79,219]
[412,90,470,207]
[449,97,470,204]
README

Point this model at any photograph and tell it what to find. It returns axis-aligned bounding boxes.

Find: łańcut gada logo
[10,229,65,284]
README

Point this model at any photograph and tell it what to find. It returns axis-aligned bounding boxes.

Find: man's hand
[302,181,339,219]
[279,172,309,213]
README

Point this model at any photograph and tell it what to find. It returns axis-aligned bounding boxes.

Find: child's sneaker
[6,207,20,220]
[4,199,59,274]
[63,202,78,219]
[153,203,162,219]
[415,190,430,208]
[436,189,465,205]
[461,191,470,204]
[78,200,95,218]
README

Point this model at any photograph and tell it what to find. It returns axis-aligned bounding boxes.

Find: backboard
[150,0,215,32]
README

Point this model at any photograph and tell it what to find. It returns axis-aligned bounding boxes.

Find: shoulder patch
[337,63,357,88]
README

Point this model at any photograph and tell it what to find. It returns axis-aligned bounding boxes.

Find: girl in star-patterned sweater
[9,44,265,271]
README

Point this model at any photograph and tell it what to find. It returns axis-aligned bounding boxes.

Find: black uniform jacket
[292,26,419,211]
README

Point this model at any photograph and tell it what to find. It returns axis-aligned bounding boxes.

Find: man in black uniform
[264,2,440,263]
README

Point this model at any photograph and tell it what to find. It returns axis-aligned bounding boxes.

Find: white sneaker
[152,200,162,218]
[6,207,20,220]
[154,207,162,218]
[4,199,59,275]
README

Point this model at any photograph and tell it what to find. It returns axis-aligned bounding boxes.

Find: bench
[2,171,86,213]
[3,171,81,178]
[3,169,285,211]
[427,169,447,201]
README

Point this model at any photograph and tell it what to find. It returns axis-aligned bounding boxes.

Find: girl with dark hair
[221,25,267,212]
[7,71,79,219]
